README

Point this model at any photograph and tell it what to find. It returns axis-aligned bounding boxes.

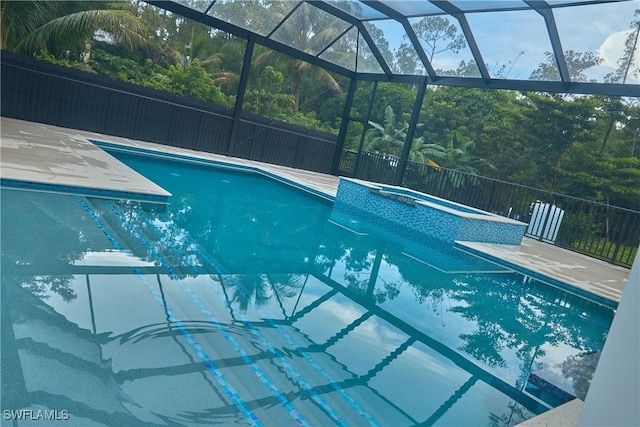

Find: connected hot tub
[333,177,527,245]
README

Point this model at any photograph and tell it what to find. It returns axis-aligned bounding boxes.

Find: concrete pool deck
[0,117,631,304]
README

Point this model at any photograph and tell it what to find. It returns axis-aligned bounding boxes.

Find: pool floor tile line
[103,199,317,427]
[76,196,263,427]
[124,199,383,427]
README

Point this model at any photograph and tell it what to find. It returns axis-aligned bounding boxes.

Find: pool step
[526,352,601,404]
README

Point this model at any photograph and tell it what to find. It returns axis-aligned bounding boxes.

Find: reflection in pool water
[1,152,614,426]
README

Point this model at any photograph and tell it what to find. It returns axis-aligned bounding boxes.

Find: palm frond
[253,50,274,67]
[212,71,238,85]
[201,52,224,69]
[383,106,394,127]
[312,25,344,50]
[1,1,61,49]
[316,68,341,93]
[367,121,385,133]
[293,59,312,75]
[104,1,139,14]
[17,9,147,54]
[420,143,447,159]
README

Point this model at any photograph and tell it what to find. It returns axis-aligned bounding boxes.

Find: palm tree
[1,1,146,56]
[230,274,273,313]
[185,27,221,67]
[365,106,406,156]
[366,106,447,169]
[408,137,445,169]
[365,106,494,176]
[230,274,304,314]
[424,134,496,175]
[253,3,342,112]
[185,25,239,89]
[412,134,496,190]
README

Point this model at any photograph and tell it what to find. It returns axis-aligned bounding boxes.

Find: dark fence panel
[1,52,337,174]
[295,136,335,172]
[401,159,639,267]
[101,90,141,137]
[231,120,263,160]
[352,151,398,184]
[262,128,301,167]
[337,149,358,176]
[167,106,205,149]
[133,97,175,144]
[195,113,232,154]
[58,77,110,132]
[334,151,639,267]
[234,113,338,173]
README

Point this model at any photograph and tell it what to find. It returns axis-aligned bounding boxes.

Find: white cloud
[599,29,640,83]
[600,29,634,69]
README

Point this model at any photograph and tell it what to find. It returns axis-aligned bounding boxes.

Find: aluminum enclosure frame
[147,0,640,98]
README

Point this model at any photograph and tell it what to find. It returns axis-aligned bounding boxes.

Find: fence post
[227,34,254,156]
[395,78,426,186]
[610,211,632,264]
[331,78,357,175]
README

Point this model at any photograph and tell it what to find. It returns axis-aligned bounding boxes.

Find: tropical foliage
[365,106,406,156]
[1,1,146,54]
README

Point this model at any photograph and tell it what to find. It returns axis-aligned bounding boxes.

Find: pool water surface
[1,150,615,426]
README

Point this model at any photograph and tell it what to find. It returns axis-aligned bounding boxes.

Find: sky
[600,29,637,80]
[368,0,639,83]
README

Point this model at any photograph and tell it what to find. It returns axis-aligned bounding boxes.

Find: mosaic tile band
[335,178,527,245]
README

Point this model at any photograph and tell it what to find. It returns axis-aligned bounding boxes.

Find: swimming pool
[1,149,615,426]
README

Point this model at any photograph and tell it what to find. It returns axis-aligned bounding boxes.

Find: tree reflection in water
[314,219,614,401]
[1,190,99,302]
[2,151,615,426]
[226,274,305,313]
[489,400,530,427]
[330,244,401,304]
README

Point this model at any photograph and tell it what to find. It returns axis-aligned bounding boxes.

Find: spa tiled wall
[335,178,526,245]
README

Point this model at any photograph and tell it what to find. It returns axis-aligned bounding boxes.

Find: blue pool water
[1,150,615,426]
